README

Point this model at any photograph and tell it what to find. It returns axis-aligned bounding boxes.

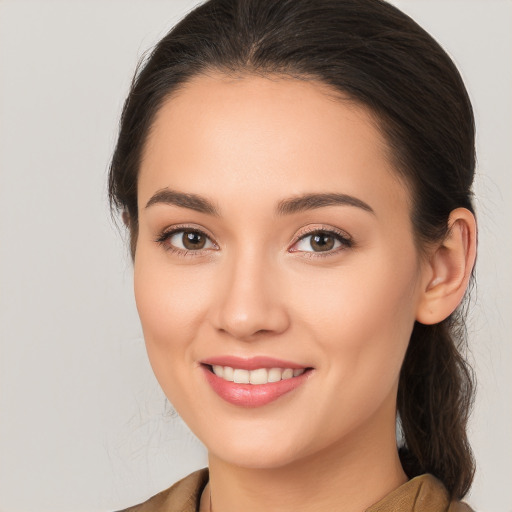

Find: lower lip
[201,365,313,408]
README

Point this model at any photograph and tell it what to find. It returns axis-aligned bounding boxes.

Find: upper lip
[200,355,310,371]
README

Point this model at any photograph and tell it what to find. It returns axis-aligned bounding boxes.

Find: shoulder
[366,474,475,512]
[115,468,209,512]
[447,500,474,512]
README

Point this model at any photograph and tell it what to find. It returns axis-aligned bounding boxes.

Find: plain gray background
[0,1,510,511]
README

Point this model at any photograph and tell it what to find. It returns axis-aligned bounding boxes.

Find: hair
[108,0,476,500]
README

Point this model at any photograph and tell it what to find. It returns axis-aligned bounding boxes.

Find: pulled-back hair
[109,0,476,499]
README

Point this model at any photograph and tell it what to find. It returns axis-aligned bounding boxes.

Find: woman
[109,0,477,510]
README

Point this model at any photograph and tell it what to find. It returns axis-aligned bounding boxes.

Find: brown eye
[292,230,352,254]
[182,230,207,250]
[159,228,216,253]
[310,233,335,252]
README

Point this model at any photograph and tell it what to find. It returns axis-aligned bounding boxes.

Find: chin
[202,423,319,470]
[211,445,302,470]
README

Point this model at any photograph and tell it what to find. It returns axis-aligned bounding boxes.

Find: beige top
[117,468,474,512]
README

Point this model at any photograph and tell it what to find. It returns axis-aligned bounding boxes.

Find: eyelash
[291,226,353,259]
[154,225,217,258]
[155,224,353,259]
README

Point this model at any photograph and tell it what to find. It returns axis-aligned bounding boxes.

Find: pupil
[311,233,334,252]
[183,231,206,250]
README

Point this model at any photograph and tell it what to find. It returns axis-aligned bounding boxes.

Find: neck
[205,416,407,512]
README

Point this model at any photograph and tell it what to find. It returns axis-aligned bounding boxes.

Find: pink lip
[200,355,307,370]
[200,363,313,408]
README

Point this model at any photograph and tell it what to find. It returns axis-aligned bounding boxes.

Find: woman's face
[134,73,428,469]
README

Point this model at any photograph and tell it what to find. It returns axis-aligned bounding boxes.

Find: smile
[211,365,306,384]
[200,357,314,407]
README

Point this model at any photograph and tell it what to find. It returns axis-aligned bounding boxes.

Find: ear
[416,208,477,325]
[122,210,131,227]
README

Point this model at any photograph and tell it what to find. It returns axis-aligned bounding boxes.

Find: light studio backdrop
[0,1,510,511]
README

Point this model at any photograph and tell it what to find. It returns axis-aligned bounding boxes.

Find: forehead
[139,72,410,218]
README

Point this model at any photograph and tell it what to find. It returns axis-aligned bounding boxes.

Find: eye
[290,229,352,254]
[156,227,217,254]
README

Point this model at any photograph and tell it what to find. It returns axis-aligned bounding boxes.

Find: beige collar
[120,468,473,512]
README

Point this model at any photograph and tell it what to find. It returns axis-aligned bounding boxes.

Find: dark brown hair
[109,0,476,499]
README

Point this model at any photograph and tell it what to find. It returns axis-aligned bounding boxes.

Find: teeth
[223,366,234,381]
[233,369,250,384]
[211,365,306,384]
[249,368,268,384]
[268,368,282,383]
[282,368,293,379]
[212,365,224,378]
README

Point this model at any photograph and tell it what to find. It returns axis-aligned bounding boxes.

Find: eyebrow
[276,193,374,216]
[145,188,374,216]
[145,188,221,216]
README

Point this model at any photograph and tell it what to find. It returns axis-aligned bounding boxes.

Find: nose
[211,250,290,341]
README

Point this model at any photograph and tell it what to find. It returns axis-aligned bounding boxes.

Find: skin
[133,72,476,512]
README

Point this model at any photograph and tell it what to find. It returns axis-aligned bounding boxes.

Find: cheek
[293,250,419,390]
[133,249,214,373]
[297,255,417,331]
[133,253,219,417]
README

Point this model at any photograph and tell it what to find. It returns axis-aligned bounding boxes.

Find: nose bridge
[213,244,289,340]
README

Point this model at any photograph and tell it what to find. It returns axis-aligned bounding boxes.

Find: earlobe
[122,210,131,227]
[416,208,477,325]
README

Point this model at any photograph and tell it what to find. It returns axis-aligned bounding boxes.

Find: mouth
[205,364,308,384]
[199,357,314,407]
